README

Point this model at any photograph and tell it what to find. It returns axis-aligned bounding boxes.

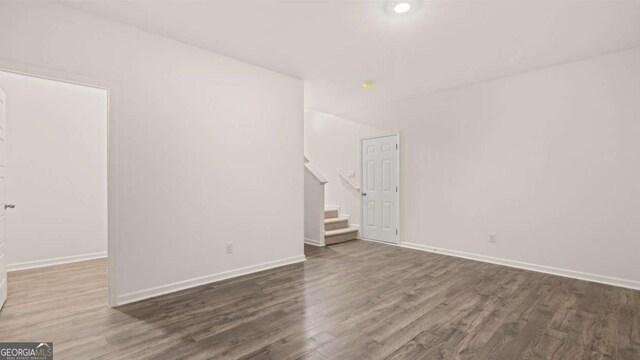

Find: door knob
[362,192,367,196]
[4,204,15,209]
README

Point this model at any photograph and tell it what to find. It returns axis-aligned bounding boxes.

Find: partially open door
[0,87,6,309]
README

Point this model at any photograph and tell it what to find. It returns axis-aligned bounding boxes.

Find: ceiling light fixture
[362,80,374,89]
[393,2,411,13]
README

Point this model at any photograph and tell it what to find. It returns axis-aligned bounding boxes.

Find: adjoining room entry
[0,88,6,308]
[0,70,108,310]
[360,133,400,244]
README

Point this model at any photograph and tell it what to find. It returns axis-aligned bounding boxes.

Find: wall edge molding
[8,252,107,272]
[116,255,306,306]
[399,242,640,291]
[304,238,324,247]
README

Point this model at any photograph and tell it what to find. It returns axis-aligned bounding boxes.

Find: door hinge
[396,186,398,192]
[396,144,398,150]
[396,229,398,235]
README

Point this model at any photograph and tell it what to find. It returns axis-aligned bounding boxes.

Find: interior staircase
[324,208,358,245]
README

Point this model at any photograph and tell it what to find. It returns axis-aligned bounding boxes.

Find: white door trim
[0,60,119,307]
[359,133,400,244]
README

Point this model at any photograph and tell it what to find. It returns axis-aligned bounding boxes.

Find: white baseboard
[304,238,325,247]
[399,242,640,291]
[116,255,306,306]
[7,252,107,272]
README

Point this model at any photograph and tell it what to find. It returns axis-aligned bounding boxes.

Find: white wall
[356,47,640,288]
[0,2,304,304]
[304,111,393,226]
[304,166,325,246]
[0,71,107,270]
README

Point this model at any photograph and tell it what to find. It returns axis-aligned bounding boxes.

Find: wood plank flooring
[0,240,639,359]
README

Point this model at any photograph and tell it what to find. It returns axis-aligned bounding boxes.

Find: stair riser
[324,209,339,219]
[325,220,349,231]
[325,231,358,245]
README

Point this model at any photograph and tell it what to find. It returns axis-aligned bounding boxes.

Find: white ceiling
[62,0,640,120]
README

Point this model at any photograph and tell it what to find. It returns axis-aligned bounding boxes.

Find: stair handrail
[336,169,360,192]
[304,156,328,185]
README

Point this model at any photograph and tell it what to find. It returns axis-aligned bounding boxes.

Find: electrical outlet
[489,233,497,243]
[225,242,233,254]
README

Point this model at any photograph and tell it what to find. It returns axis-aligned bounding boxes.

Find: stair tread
[325,227,358,236]
[324,217,349,224]
[324,209,339,219]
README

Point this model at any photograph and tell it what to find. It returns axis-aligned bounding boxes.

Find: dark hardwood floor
[1,240,639,359]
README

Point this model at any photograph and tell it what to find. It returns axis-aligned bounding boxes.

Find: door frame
[359,132,400,245]
[0,60,119,307]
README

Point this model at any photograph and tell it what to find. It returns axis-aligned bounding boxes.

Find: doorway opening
[0,70,109,309]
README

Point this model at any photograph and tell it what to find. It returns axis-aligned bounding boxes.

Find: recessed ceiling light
[393,2,411,13]
[362,80,374,89]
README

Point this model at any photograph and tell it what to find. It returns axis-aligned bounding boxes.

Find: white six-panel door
[0,87,7,309]
[361,134,399,243]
